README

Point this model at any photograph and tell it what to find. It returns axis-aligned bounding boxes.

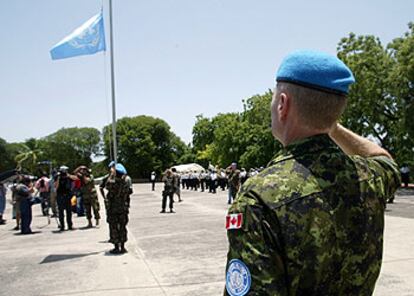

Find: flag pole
[108,0,118,163]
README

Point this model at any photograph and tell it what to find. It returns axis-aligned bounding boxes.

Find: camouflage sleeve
[224,189,288,296]
[366,156,401,198]
[99,175,108,189]
[105,175,116,191]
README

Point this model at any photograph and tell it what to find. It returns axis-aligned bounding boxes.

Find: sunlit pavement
[0,184,413,296]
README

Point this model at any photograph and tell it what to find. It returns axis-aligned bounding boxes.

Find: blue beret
[115,163,127,175]
[108,161,115,168]
[276,50,355,95]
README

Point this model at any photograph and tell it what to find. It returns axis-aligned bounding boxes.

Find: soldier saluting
[105,163,130,254]
[224,50,401,296]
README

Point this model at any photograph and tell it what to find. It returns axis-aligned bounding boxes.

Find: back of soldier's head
[275,50,354,130]
[277,82,347,130]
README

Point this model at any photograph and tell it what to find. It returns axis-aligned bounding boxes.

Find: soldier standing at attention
[105,163,130,254]
[224,50,401,296]
[160,169,175,213]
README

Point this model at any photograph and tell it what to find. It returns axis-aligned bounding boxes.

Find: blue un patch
[226,259,251,296]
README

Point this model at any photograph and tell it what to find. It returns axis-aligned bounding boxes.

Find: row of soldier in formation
[0,162,132,255]
[157,163,265,213]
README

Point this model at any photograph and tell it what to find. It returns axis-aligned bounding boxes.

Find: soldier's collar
[269,134,334,166]
[284,134,334,155]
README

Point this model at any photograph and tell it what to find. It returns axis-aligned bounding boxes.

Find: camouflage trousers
[83,197,100,220]
[107,213,128,244]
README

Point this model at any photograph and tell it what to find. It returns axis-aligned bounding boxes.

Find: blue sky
[0,0,413,145]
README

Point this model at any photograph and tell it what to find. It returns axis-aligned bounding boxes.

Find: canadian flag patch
[226,213,243,230]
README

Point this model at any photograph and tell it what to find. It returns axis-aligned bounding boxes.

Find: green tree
[39,127,101,170]
[191,91,281,169]
[239,91,281,168]
[103,115,188,178]
[337,33,398,151]
[209,112,245,167]
[337,26,414,165]
[388,22,414,164]
[192,115,215,153]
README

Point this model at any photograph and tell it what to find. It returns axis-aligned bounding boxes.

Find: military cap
[108,161,115,168]
[276,50,355,95]
[115,163,127,175]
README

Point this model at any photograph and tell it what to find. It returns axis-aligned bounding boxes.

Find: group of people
[0,161,132,255]
[6,165,101,233]
[168,163,264,204]
[155,163,265,215]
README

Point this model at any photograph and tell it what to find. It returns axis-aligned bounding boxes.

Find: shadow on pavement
[40,252,101,264]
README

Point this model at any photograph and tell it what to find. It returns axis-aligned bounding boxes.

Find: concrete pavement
[0,184,413,296]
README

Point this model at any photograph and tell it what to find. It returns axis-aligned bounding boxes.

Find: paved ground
[0,184,413,296]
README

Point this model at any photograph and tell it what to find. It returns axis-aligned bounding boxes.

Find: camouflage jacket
[105,175,130,215]
[224,134,400,296]
[163,175,175,193]
[80,175,97,200]
[228,170,241,190]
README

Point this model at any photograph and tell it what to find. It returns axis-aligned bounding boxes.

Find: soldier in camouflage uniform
[224,50,401,296]
[161,169,175,213]
[105,163,130,254]
[78,169,100,228]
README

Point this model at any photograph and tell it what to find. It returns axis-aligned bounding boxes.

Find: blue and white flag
[50,11,106,60]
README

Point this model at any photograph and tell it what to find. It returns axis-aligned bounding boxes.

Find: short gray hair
[276,82,347,130]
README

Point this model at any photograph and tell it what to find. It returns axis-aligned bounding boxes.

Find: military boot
[95,218,100,226]
[109,244,120,254]
[120,243,127,254]
[87,219,92,228]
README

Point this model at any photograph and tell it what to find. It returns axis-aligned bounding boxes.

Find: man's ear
[278,92,290,121]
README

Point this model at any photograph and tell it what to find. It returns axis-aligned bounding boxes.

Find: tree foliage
[0,137,18,172]
[338,24,414,164]
[0,128,101,175]
[39,127,101,170]
[192,91,281,169]
[103,115,188,178]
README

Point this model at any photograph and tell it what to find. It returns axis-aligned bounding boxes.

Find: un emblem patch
[226,259,251,296]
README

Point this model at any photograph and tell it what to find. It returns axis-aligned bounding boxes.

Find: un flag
[50,11,106,60]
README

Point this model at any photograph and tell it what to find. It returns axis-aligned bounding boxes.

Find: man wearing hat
[105,163,130,254]
[55,166,76,231]
[224,50,400,295]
